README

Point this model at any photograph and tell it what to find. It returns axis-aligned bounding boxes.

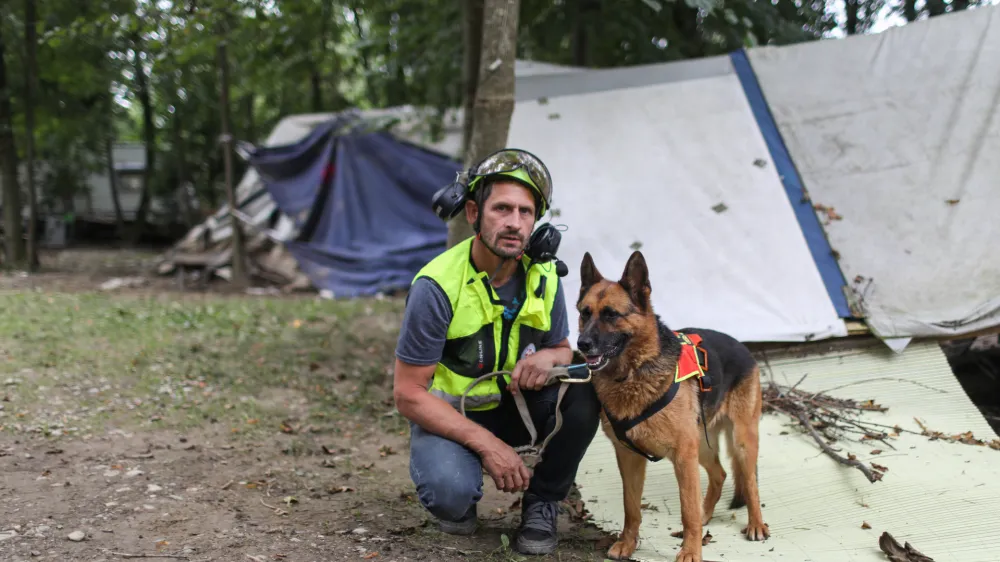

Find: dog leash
[459,364,592,466]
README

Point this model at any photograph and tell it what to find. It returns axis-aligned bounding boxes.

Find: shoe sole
[439,520,477,536]
[514,536,558,555]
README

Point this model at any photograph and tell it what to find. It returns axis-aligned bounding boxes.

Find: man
[393,149,601,556]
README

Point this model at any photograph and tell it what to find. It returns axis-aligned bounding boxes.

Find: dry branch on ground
[761,378,1000,482]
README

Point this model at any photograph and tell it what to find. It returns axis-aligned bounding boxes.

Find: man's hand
[477,436,531,493]
[509,340,574,395]
[509,351,557,394]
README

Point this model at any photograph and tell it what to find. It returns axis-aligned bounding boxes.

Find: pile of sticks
[762,374,1000,482]
[762,375,907,483]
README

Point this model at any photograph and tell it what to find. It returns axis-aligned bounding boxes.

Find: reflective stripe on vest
[412,236,560,412]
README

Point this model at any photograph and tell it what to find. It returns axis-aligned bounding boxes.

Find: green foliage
[0,0,939,227]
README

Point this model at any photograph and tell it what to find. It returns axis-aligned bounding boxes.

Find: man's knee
[408,423,484,521]
[412,471,482,521]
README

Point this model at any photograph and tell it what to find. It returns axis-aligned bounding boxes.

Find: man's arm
[392,278,531,492]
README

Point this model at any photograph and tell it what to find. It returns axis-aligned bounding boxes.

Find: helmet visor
[470,149,552,206]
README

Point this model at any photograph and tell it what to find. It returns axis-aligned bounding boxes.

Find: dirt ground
[0,248,615,562]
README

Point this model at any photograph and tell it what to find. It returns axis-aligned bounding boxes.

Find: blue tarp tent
[247,114,462,298]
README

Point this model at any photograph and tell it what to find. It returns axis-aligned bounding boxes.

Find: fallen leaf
[871,463,889,472]
[702,530,714,545]
[363,553,379,559]
[671,531,684,538]
[329,486,354,494]
[862,521,872,529]
[878,531,935,562]
[378,445,395,457]
[946,199,960,205]
[870,449,882,455]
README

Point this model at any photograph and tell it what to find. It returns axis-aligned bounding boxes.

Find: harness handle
[458,364,592,465]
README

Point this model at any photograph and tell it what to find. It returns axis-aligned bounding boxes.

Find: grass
[0,291,407,442]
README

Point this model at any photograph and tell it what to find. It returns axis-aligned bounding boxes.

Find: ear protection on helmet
[430,174,469,222]
[524,223,569,279]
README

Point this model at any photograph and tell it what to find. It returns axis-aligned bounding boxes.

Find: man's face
[468,180,537,259]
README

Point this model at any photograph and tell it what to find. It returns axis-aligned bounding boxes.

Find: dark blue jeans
[408,381,601,522]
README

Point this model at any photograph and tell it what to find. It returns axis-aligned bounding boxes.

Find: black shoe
[438,503,477,536]
[514,492,559,555]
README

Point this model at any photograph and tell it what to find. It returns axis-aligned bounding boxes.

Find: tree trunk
[447,0,521,249]
[23,0,39,270]
[105,130,126,233]
[449,0,487,248]
[243,95,255,143]
[172,103,197,227]
[672,1,704,59]
[130,48,156,244]
[351,5,375,102]
[0,24,25,268]
[571,0,592,66]
[218,40,249,288]
[903,0,918,22]
[460,0,484,159]
[925,0,947,17]
[311,2,328,113]
[845,0,859,35]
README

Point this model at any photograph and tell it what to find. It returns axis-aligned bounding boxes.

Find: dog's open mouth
[585,354,610,371]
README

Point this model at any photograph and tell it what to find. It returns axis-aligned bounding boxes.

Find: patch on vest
[520,343,536,360]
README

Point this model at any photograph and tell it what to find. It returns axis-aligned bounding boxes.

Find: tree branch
[793,409,882,483]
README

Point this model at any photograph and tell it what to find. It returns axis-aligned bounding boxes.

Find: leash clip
[549,363,593,384]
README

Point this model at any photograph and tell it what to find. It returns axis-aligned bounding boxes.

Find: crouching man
[392,149,601,555]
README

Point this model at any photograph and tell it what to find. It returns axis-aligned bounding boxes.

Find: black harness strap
[603,380,681,462]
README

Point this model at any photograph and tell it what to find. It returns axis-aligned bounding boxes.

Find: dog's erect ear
[619,250,651,311]
[579,252,604,303]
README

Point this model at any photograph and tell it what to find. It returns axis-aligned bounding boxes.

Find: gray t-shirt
[395,266,570,367]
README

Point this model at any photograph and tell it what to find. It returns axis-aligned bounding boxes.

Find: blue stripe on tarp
[728,48,853,319]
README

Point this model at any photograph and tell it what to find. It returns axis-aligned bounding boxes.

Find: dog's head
[575,251,654,372]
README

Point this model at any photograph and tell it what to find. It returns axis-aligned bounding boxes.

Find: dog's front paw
[742,521,770,541]
[607,537,637,560]
[674,546,702,562]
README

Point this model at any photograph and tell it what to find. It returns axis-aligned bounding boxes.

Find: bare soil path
[0,248,613,562]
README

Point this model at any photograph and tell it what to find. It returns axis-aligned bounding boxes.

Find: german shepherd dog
[576,251,769,562]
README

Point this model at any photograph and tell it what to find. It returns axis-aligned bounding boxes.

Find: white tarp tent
[747,5,1000,342]
[507,56,849,344]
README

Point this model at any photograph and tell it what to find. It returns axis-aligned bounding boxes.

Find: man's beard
[485,229,525,259]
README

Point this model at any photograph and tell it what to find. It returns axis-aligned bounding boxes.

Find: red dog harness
[602,331,713,462]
